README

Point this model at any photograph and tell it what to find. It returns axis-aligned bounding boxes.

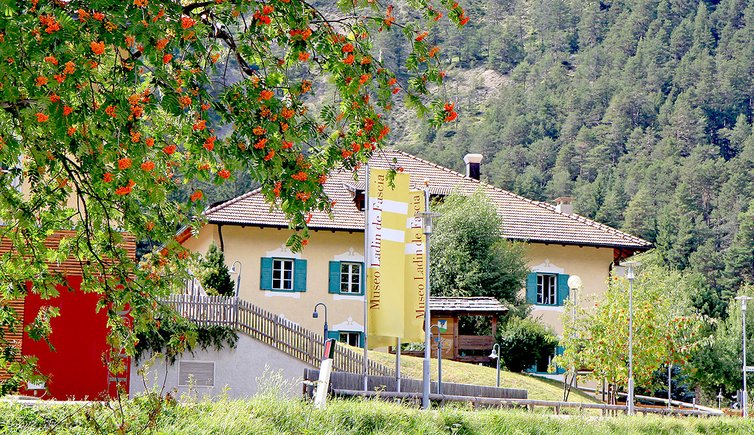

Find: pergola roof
[429,297,508,314]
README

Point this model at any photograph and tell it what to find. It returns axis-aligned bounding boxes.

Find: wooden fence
[303,369,528,400]
[162,294,394,377]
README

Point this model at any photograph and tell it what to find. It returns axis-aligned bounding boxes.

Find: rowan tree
[0,0,468,393]
[554,255,706,404]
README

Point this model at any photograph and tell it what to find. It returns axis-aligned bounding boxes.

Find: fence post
[273,316,279,349]
[234,296,239,329]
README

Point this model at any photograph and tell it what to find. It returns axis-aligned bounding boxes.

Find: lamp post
[229,261,242,297]
[430,323,443,395]
[417,190,440,410]
[667,364,672,409]
[489,343,501,388]
[312,303,329,340]
[735,295,752,417]
[567,275,581,391]
[622,261,639,416]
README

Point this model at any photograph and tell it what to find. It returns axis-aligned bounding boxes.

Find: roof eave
[206,219,653,249]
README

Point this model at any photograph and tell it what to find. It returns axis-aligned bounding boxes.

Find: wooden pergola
[428,297,508,363]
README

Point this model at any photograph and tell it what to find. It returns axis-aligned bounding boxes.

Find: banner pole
[396,338,401,392]
[363,164,370,391]
[421,187,432,409]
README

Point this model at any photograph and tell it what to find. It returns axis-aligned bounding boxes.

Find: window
[260,257,307,292]
[272,258,294,290]
[329,261,364,295]
[339,331,361,347]
[526,272,570,306]
[340,262,361,294]
[537,274,557,305]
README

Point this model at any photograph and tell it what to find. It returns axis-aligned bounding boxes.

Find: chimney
[463,154,483,180]
[554,197,574,215]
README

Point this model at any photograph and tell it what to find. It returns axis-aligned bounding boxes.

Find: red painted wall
[21,276,129,400]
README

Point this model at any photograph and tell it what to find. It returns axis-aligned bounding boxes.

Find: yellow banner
[403,190,426,342]
[367,169,410,343]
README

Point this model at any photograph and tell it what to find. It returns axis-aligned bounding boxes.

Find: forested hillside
[390,0,754,316]
[194,0,752,317]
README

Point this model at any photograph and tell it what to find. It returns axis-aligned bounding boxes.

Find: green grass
[1,395,752,434]
[368,350,599,403]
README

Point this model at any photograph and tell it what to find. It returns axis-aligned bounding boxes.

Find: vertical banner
[367,169,410,343]
[403,190,426,342]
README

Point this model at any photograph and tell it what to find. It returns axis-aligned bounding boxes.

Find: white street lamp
[567,275,582,391]
[229,260,242,297]
[567,275,582,330]
[735,295,753,418]
[417,191,440,410]
[489,343,501,388]
[622,261,639,416]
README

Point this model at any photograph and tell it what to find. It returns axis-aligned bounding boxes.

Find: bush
[196,243,235,296]
[498,317,558,373]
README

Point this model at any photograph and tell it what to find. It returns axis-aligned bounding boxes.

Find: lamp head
[312,310,319,319]
[567,275,582,291]
[735,295,753,310]
[489,349,498,359]
[230,260,242,274]
[622,261,639,280]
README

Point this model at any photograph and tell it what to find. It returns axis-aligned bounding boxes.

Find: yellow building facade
[181,150,651,344]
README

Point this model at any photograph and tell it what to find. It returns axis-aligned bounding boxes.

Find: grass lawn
[1,395,751,434]
[368,350,599,403]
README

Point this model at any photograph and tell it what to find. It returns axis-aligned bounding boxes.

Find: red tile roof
[204,150,652,250]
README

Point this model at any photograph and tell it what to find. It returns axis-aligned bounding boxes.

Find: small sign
[746,366,754,373]
[438,319,448,333]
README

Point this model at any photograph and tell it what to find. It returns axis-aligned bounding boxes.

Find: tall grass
[2,394,754,434]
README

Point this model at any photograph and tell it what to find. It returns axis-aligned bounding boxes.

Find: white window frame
[537,274,557,305]
[272,258,294,291]
[340,262,362,294]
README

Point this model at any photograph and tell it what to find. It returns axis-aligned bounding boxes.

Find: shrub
[196,243,235,296]
[498,317,558,373]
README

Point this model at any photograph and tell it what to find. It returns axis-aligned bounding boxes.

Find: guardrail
[332,389,723,417]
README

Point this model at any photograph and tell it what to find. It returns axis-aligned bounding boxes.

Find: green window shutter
[359,332,365,348]
[327,330,339,340]
[294,259,307,292]
[260,257,273,290]
[328,261,341,294]
[526,273,538,304]
[557,274,570,306]
[359,262,366,296]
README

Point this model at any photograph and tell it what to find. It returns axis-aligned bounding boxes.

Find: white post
[736,295,752,418]
[314,339,336,409]
[743,297,748,418]
[625,262,636,416]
